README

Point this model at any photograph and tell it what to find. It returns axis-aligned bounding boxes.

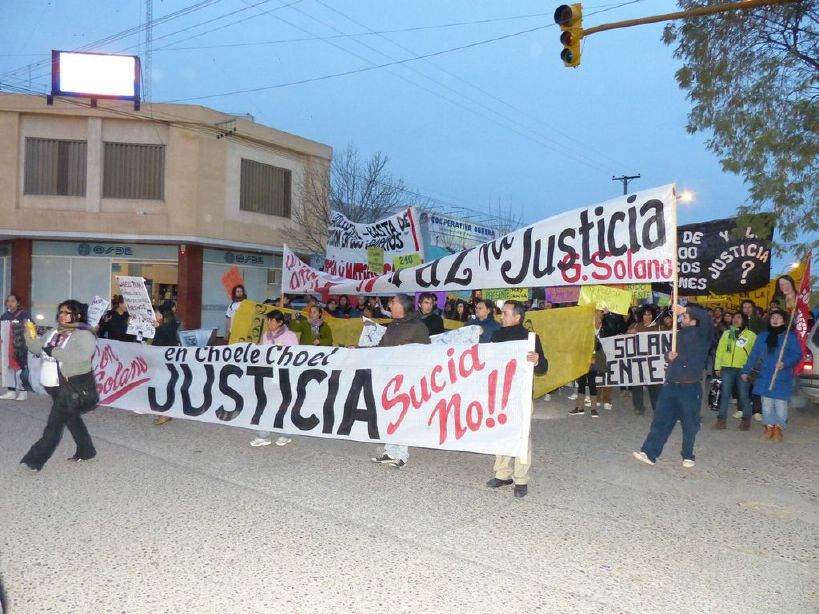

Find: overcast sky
[0,0,799,273]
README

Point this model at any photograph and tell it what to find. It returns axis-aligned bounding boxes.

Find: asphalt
[1,387,817,614]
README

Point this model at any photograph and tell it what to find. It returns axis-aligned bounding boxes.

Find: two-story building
[0,94,331,334]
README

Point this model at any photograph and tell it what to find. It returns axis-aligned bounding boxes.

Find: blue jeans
[761,396,789,429]
[717,367,751,419]
[641,382,702,462]
[385,444,409,462]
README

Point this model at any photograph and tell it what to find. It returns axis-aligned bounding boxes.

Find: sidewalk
[1,389,817,613]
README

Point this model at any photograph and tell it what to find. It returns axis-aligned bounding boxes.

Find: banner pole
[768,303,797,391]
[671,190,679,353]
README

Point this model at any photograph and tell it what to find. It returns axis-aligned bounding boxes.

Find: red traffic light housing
[554,4,583,67]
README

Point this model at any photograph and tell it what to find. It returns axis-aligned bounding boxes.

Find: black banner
[677,215,774,296]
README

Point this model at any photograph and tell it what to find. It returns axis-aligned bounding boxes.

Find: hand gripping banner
[93,339,534,457]
[284,185,677,295]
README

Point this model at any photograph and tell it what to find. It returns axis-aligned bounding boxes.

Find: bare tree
[291,145,411,257]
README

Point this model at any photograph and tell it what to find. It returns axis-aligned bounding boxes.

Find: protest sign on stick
[86,296,111,329]
[116,276,156,340]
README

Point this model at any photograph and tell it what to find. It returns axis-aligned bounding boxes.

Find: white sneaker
[568,392,578,400]
[753,413,762,422]
[603,402,613,410]
[732,410,743,419]
[250,437,272,447]
[682,459,695,468]
[632,451,655,465]
[0,391,17,400]
[543,393,551,401]
[584,397,592,407]
[15,391,27,401]
[275,436,292,446]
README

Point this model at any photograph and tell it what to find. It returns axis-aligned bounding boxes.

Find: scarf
[766,324,786,352]
[266,325,289,343]
[307,315,324,338]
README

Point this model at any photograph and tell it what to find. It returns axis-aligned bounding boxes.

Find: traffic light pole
[583,0,800,37]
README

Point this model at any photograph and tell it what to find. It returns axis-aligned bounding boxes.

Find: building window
[240,159,291,218]
[103,142,165,200]
[24,138,87,196]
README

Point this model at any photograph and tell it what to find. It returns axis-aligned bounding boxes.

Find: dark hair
[504,300,526,323]
[266,309,286,323]
[476,299,495,314]
[639,304,658,321]
[5,293,22,305]
[741,299,756,309]
[419,292,437,303]
[112,294,125,307]
[392,293,414,314]
[58,299,88,324]
[159,304,176,321]
[231,285,246,301]
[734,311,749,329]
[454,300,470,321]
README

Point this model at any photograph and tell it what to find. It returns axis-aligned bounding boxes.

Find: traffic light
[554,3,583,67]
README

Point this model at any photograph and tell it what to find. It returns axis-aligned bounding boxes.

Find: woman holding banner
[289,305,334,347]
[740,308,802,442]
[598,308,624,411]
[225,285,247,340]
[20,300,98,472]
[251,310,299,447]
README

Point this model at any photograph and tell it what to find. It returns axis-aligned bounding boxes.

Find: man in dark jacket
[633,303,713,468]
[371,293,431,468]
[466,299,501,343]
[486,301,548,498]
[418,292,445,335]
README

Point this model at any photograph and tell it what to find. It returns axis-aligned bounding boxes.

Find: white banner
[357,319,481,347]
[0,321,9,388]
[284,185,677,295]
[93,339,533,457]
[595,331,671,387]
[324,208,423,279]
[116,276,156,340]
[86,296,111,329]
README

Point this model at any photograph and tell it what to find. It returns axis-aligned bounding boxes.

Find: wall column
[176,244,202,329]
[10,239,32,309]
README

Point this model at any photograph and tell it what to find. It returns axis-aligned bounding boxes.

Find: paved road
[1,389,817,614]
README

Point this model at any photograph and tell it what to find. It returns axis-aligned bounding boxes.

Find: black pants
[21,388,95,469]
[577,371,597,396]
[632,384,661,414]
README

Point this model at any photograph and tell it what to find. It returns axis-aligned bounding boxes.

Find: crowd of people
[1,271,813,491]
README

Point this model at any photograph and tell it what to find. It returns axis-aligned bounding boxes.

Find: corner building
[0,94,331,335]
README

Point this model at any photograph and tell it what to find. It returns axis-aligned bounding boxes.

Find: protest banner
[677,215,774,296]
[367,247,384,274]
[93,338,533,457]
[283,185,677,295]
[116,276,156,340]
[419,211,498,259]
[688,260,807,311]
[482,288,529,303]
[324,208,423,279]
[577,285,633,315]
[86,296,111,329]
[543,286,581,304]
[221,265,244,298]
[393,252,422,271]
[792,251,812,372]
[357,320,480,347]
[627,284,652,301]
[594,331,671,387]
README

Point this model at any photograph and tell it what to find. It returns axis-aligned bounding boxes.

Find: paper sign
[482,288,529,302]
[221,265,244,299]
[577,285,633,315]
[116,276,156,340]
[627,284,652,301]
[86,296,111,328]
[367,247,384,274]
[392,252,423,271]
[544,286,581,304]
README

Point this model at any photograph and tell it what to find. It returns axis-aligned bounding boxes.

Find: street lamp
[677,190,694,203]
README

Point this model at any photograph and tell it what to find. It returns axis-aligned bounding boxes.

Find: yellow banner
[577,285,633,315]
[525,305,596,399]
[229,300,274,344]
[392,252,423,271]
[367,247,384,274]
[482,288,529,302]
[627,283,652,301]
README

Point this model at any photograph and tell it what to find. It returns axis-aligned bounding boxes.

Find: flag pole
[768,303,797,391]
[671,188,679,353]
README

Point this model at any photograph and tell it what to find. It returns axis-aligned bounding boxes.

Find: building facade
[0,94,331,335]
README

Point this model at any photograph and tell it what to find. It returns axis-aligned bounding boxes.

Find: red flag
[793,251,812,371]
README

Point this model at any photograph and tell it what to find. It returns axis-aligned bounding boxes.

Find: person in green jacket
[713,312,757,430]
[289,304,333,346]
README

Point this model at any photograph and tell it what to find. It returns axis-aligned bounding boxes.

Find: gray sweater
[26,328,97,378]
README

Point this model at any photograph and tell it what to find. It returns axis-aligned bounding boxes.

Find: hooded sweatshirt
[665,305,713,384]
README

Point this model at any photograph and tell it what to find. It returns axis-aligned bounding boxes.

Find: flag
[794,251,812,370]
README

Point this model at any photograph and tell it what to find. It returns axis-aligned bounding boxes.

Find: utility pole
[612,174,640,195]
[143,0,153,104]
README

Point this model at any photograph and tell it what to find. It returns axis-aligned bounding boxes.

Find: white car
[797,318,819,407]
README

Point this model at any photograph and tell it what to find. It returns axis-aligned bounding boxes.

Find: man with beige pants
[486,301,548,498]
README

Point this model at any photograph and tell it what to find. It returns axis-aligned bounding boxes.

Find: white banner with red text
[93,339,533,457]
[324,208,424,279]
[283,184,677,295]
